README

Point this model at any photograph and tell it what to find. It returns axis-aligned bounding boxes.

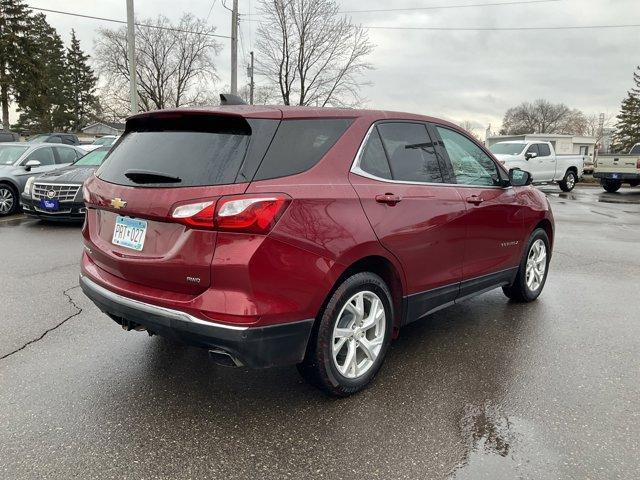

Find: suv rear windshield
[97,129,250,188]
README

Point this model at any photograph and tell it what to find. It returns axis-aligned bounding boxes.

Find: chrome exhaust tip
[208,349,244,368]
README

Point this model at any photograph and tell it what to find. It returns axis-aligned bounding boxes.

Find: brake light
[170,194,291,233]
[215,194,291,234]
[637,159,640,169]
[172,201,216,229]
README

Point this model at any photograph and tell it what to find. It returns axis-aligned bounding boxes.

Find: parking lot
[1,185,638,479]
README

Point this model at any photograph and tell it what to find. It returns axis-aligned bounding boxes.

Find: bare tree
[94,14,221,116]
[255,0,374,107]
[500,99,588,135]
[585,112,615,145]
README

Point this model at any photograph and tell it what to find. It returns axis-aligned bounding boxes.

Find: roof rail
[219,93,247,106]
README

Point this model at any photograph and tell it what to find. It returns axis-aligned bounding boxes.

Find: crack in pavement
[0,285,82,361]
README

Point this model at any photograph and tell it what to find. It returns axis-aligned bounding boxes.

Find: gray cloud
[30,0,640,131]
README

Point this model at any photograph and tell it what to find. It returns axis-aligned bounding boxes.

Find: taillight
[215,194,291,234]
[170,194,291,233]
[637,159,640,169]
[172,201,216,229]
[82,183,90,204]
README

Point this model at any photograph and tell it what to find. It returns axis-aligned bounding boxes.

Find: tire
[601,179,622,193]
[559,170,577,192]
[503,228,551,303]
[0,183,18,217]
[297,272,393,397]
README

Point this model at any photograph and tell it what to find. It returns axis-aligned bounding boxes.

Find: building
[486,133,597,157]
[81,122,125,137]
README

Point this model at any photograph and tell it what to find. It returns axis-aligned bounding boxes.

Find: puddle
[450,402,559,480]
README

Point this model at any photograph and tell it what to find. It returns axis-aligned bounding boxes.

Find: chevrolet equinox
[80,106,554,396]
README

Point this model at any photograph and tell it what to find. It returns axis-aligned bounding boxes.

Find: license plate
[40,198,59,211]
[611,173,619,179]
[112,216,147,251]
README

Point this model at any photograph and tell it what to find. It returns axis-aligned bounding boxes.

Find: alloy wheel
[525,239,547,292]
[331,291,386,379]
[0,187,14,215]
[566,173,576,190]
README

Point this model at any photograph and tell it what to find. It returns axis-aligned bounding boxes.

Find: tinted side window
[538,143,551,156]
[526,144,539,156]
[436,127,500,187]
[55,147,78,164]
[47,136,61,143]
[254,119,352,181]
[27,147,55,166]
[359,128,392,179]
[377,122,443,183]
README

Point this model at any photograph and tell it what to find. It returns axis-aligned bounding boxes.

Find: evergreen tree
[612,66,640,153]
[0,0,31,130]
[66,29,97,131]
[13,13,69,132]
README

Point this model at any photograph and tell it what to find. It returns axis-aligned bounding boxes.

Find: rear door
[83,113,280,295]
[433,125,525,297]
[349,121,467,322]
[535,143,556,181]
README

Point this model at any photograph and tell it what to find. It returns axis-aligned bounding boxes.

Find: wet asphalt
[0,185,639,479]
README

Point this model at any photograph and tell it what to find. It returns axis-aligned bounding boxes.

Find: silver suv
[0,143,85,216]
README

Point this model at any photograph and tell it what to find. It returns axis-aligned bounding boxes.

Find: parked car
[21,146,111,221]
[594,143,640,192]
[80,106,554,396]
[489,140,585,191]
[0,131,20,143]
[79,135,120,152]
[27,133,81,146]
[0,143,85,216]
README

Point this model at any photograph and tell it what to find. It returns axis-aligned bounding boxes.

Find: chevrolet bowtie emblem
[110,198,127,209]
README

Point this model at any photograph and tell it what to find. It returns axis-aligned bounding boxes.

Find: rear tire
[559,170,577,192]
[297,272,393,397]
[0,184,18,217]
[601,179,622,193]
[503,228,550,303]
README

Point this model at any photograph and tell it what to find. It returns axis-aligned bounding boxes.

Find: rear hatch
[83,110,281,295]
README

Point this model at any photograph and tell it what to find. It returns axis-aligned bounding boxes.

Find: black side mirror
[524,151,538,160]
[509,168,532,187]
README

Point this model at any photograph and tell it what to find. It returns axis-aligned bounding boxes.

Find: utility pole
[230,0,238,95]
[248,51,255,105]
[126,0,138,114]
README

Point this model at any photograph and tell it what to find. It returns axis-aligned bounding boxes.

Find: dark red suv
[80,106,553,396]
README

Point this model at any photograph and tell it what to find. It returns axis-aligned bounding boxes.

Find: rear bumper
[593,172,640,181]
[80,274,314,368]
[21,194,86,221]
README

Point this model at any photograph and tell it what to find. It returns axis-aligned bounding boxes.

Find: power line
[205,0,217,23]
[365,23,640,31]
[341,0,562,14]
[29,6,232,39]
[242,0,562,16]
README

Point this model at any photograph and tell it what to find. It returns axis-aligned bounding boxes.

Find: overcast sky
[24,0,640,135]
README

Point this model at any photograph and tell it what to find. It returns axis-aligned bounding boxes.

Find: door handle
[375,193,402,206]
[466,195,484,205]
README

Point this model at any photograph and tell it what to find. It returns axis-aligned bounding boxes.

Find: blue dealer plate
[112,216,147,251]
[40,198,59,211]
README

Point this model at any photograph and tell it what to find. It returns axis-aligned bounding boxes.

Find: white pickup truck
[593,143,640,192]
[489,140,586,192]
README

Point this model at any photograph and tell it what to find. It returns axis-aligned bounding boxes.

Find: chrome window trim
[349,122,511,191]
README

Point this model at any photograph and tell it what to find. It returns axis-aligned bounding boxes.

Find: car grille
[33,183,81,202]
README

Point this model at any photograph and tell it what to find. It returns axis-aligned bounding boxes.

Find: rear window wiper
[124,170,182,184]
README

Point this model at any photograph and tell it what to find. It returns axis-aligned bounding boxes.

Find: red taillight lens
[637,159,640,169]
[215,194,291,234]
[170,194,291,233]
[172,201,216,229]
